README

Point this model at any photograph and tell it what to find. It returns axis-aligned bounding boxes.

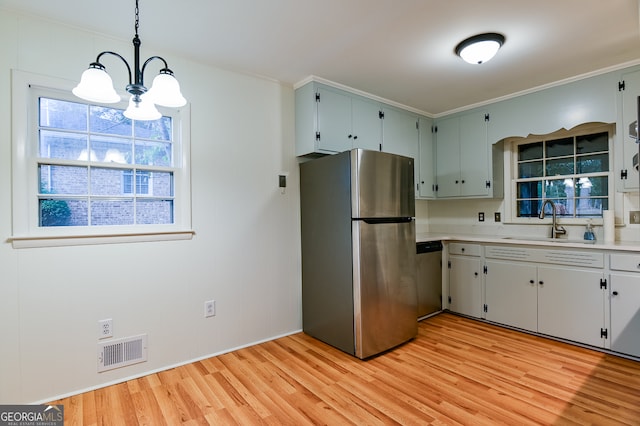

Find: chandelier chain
[134,0,139,37]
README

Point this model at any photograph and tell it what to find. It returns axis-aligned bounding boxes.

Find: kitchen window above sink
[510,123,613,221]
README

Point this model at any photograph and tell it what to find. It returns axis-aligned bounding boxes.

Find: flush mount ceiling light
[73,0,186,121]
[455,33,505,65]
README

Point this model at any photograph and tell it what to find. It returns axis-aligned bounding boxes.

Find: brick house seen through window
[39,97,175,227]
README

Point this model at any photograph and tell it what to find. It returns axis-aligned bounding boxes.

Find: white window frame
[10,70,193,248]
[504,122,615,226]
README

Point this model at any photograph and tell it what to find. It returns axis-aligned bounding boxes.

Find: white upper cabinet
[295,82,382,156]
[434,111,501,198]
[295,81,427,198]
[315,87,353,153]
[351,96,383,152]
[418,116,436,199]
[296,65,634,199]
[434,115,461,197]
[618,69,640,191]
[487,71,617,144]
[459,111,491,197]
[381,106,418,157]
[380,106,420,196]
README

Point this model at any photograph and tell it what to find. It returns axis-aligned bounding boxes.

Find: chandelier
[72,0,186,121]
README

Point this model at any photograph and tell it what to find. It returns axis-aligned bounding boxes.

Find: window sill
[8,230,195,249]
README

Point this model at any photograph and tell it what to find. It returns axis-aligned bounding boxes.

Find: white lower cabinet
[484,260,537,332]
[608,274,640,357]
[537,266,605,347]
[609,253,640,358]
[448,243,482,318]
[447,242,640,357]
[483,245,607,348]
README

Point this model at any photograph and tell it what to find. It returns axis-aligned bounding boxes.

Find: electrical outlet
[494,212,501,222]
[630,211,640,224]
[98,319,113,339]
[478,212,485,222]
[204,300,216,318]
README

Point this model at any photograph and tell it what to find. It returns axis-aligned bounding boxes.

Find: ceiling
[2,0,640,115]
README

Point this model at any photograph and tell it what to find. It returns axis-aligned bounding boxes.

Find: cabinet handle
[461,180,465,184]
[461,248,465,252]
[612,291,619,296]
[529,280,534,284]
[353,135,358,140]
[474,272,478,277]
[539,281,544,285]
[348,134,353,139]
[455,180,459,184]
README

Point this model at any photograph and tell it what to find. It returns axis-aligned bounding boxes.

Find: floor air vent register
[98,334,148,372]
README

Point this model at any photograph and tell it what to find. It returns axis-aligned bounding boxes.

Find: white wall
[0,11,301,403]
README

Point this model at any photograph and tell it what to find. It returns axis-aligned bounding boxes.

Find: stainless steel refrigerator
[300,148,417,359]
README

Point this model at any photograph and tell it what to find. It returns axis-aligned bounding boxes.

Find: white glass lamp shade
[72,67,121,103]
[458,40,501,64]
[146,72,187,107]
[124,95,162,121]
[455,33,505,65]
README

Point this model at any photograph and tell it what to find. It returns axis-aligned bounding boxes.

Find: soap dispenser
[584,219,596,241]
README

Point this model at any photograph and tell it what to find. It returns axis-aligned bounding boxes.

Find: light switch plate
[630,211,640,224]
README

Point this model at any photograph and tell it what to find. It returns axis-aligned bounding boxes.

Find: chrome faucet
[539,200,567,238]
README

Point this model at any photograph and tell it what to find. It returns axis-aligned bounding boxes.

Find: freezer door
[353,219,417,359]
[351,149,415,219]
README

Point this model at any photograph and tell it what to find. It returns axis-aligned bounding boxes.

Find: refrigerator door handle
[360,217,413,224]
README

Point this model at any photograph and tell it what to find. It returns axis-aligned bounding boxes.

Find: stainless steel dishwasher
[416,241,443,319]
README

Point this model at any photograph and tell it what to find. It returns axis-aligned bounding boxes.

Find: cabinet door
[537,266,605,347]
[418,117,436,198]
[610,273,640,357]
[459,111,489,197]
[316,87,352,153]
[435,116,461,197]
[351,97,382,151]
[620,69,640,191]
[448,255,482,318]
[382,107,419,158]
[485,260,537,332]
[381,107,420,196]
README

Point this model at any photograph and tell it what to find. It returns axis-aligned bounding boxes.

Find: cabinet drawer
[610,253,640,272]
[448,243,481,256]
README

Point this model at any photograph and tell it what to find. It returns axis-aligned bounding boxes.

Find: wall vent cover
[98,334,147,373]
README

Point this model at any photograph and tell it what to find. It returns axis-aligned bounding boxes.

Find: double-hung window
[514,124,612,220]
[11,71,192,247]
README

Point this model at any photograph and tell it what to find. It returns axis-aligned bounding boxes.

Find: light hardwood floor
[50,313,640,425]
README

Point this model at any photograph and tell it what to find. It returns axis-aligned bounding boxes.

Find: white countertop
[416,232,640,252]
